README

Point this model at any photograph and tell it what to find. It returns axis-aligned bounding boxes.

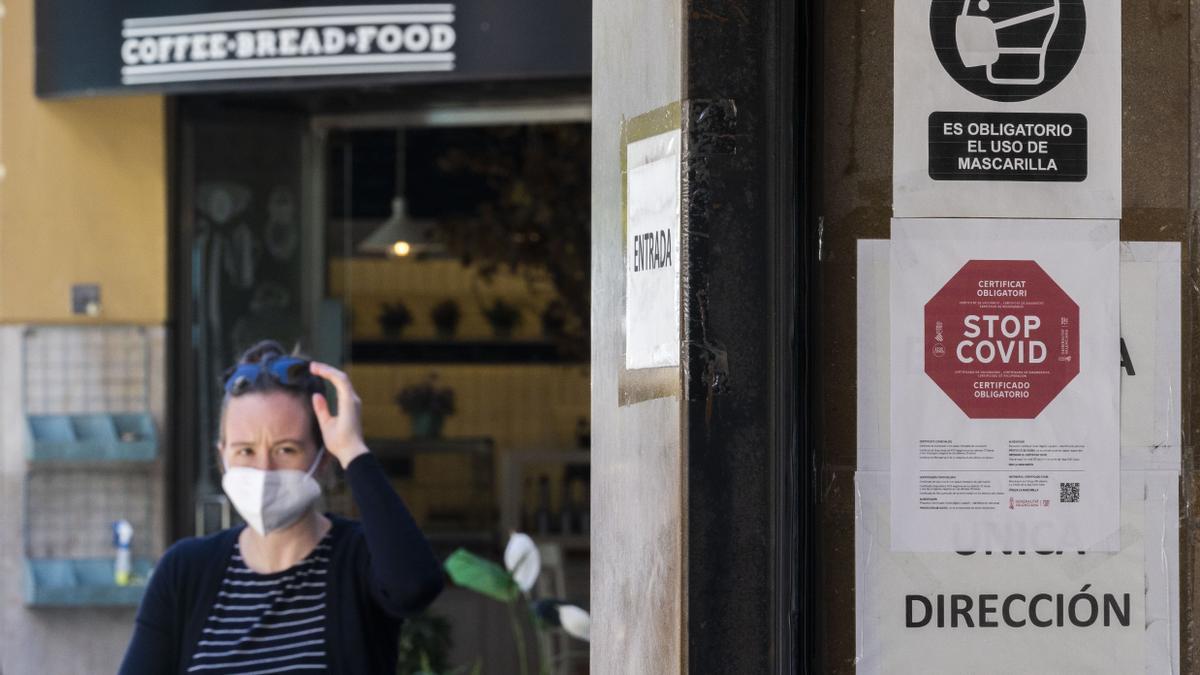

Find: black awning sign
[119,5,458,86]
[36,0,591,97]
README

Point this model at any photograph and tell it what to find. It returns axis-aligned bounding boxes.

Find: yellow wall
[353,363,589,449]
[0,0,167,323]
[348,362,590,525]
[329,256,563,340]
[329,256,590,527]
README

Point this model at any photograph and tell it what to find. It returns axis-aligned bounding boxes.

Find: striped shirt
[185,533,332,674]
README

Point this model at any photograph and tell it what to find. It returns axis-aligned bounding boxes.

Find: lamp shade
[357,197,442,257]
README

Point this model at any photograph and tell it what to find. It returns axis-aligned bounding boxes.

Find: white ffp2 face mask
[222,448,325,536]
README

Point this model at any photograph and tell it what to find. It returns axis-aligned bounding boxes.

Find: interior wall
[350,362,589,520]
[329,258,567,340]
[0,0,166,324]
[330,256,590,524]
[591,0,684,672]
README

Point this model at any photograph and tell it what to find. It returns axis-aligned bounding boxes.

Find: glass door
[174,101,313,536]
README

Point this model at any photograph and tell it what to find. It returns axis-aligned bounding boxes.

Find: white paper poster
[857,239,1181,673]
[893,0,1120,218]
[890,219,1120,551]
[1117,243,1183,470]
[624,129,681,370]
[856,470,1178,674]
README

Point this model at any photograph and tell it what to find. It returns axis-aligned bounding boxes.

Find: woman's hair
[217,339,324,452]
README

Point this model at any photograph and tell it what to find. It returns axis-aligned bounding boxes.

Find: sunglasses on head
[223,356,318,395]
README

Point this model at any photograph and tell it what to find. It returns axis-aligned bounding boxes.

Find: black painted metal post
[681,0,811,671]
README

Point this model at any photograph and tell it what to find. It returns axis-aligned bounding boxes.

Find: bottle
[562,464,589,534]
[520,477,533,532]
[559,476,574,534]
[113,520,133,586]
[534,475,552,535]
[573,475,588,533]
[579,476,590,536]
[575,417,590,449]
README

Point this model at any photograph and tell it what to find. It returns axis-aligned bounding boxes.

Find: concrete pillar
[591,0,799,672]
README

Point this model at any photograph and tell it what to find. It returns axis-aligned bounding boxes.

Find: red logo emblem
[924,260,1079,419]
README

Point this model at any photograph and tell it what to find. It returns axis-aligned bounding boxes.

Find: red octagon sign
[924,260,1079,419]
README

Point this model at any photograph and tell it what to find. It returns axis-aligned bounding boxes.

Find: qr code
[1060,482,1080,503]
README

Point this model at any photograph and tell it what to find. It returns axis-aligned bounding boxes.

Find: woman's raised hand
[309,361,370,468]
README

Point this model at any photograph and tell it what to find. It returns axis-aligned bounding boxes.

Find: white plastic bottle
[113,520,133,586]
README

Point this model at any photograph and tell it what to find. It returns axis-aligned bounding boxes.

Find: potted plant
[444,533,591,675]
[433,125,591,360]
[482,299,522,339]
[540,300,569,339]
[378,301,414,339]
[395,374,456,439]
[396,612,453,675]
[431,299,462,339]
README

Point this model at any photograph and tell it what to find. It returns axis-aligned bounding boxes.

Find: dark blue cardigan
[119,453,445,674]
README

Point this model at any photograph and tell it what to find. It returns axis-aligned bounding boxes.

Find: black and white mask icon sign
[930,0,1086,102]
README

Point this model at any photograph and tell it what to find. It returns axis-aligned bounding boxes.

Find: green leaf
[444,548,519,602]
[443,660,483,675]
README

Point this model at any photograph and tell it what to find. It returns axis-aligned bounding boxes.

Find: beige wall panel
[592,0,684,670]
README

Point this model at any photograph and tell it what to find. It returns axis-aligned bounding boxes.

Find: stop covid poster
[857,240,1181,673]
[889,219,1119,551]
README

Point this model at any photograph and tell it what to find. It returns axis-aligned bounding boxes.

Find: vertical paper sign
[625,129,682,370]
[893,0,1120,218]
[890,219,1120,551]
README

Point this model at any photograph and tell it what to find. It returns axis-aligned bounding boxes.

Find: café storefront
[4,1,591,672]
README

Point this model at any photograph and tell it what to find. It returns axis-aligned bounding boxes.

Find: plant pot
[410,412,445,439]
[542,319,566,339]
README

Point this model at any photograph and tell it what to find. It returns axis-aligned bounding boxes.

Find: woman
[119,340,444,674]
